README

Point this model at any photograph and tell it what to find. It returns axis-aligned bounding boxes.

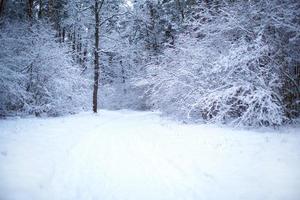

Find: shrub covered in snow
[0,20,90,117]
[135,0,299,127]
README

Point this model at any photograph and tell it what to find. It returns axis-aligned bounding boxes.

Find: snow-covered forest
[0,0,300,200]
[0,0,299,126]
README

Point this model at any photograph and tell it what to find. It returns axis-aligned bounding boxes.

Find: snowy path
[0,110,300,200]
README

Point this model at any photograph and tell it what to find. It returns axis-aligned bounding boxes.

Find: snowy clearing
[0,110,300,200]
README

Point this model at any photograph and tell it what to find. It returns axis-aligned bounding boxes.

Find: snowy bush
[137,0,299,127]
[0,20,90,117]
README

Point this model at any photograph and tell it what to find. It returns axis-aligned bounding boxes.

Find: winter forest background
[0,0,299,127]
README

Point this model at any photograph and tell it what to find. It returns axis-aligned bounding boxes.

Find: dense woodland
[0,0,299,127]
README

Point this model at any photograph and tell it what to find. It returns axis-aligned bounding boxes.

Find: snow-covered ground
[0,110,299,200]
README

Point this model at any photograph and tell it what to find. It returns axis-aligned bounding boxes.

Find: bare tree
[0,0,5,16]
[93,0,104,113]
[27,0,34,18]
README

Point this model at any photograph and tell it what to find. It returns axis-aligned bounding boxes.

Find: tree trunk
[0,0,5,16]
[38,0,42,18]
[72,30,76,60]
[93,0,100,113]
[77,33,82,64]
[28,0,34,18]
[62,27,65,42]
[176,0,184,21]
[120,61,126,94]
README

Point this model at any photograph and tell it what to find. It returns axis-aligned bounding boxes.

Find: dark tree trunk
[77,33,82,64]
[93,0,101,113]
[176,0,184,21]
[38,0,42,18]
[0,0,5,16]
[62,27,65,42]
[47,0,53,18]
[28,0,34,18]
[73,30,76,53]
[120,61,126,94]
[72,30,76,61]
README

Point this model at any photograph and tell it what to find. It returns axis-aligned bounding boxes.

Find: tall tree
[27,0,34,18]
[92,0,104,113]
[0,0,5,16]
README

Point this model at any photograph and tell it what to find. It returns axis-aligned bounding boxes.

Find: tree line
[0,0,299,127]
